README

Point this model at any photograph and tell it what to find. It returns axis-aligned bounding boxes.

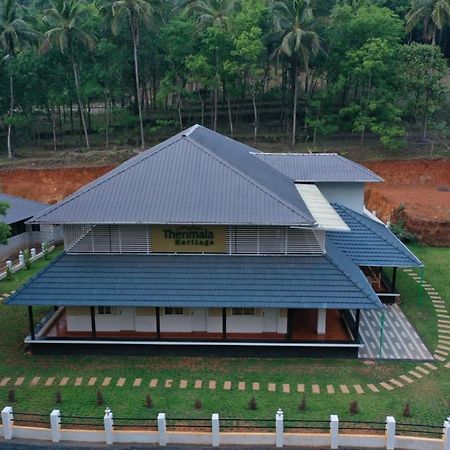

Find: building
[6,126,422,356]
[0,193,61,261]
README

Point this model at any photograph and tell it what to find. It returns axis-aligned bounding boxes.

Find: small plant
[55,391,62,404]
[248,396,257,411]
[298,394,306,411]
[194,398,202,410]
[145,394,153,409]
[349,400,359,415]
[96,390,104,406]
[23,249,31,270]
[7,389,16,403]
[42,242,50,260]
[5,265,13,281]
[402,403,411,418]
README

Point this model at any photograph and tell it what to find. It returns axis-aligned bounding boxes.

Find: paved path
[358,304,432,360]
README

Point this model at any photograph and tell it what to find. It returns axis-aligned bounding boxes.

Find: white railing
[1,407,448,449]
[0,243,55,281]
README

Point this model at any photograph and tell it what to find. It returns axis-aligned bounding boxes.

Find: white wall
[316,182,365,213]
[65,307,286,336]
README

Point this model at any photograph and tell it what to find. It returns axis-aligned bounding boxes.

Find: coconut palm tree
[0,0,38,158]
[41,0,96,150]
[406,0,450,44]
[186,0,238,131]
[271,0,320,146]
[100,0,157,149]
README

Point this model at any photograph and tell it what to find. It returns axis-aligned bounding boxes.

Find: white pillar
[330,414,339,449]
[212,413,220,447]
[158,412,167,446]
[1,406,13,440]
[50,409,61,443]
[385,416,396,450]
[443,419,450,450]
[18,251,24,267]
[317,309,327,335]
[103,407,114,445]
[6,260,12,269]
[275,408,283,448]
[30,248,36,258]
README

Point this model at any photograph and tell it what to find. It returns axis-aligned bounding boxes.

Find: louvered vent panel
[110,226,122,253]
[230,226,258,254]
[120,225,150,253]
[91,225,113,253]
[64,225,94,253]
[286,228,322,254]
[259,226,286,254]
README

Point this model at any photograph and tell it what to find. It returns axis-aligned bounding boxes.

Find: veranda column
[28,306,35,340]
[222,308,227,340]
[317,309,327,335]
[90,306,97,339]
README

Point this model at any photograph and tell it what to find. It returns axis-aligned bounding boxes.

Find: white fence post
[18,251,24,267]
[30,248,36,258]
[330,414,339,449]
[158,412,167,446]
[6,261,12,270]
[275,408,284,448]
[1,406,13,440]
[443,419,450,450]
[385,416,396,450]
[212,413,220,447]
[50,409,61,443]
[103,407,114,445]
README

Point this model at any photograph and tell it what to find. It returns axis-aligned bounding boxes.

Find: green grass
[0,246,448,423]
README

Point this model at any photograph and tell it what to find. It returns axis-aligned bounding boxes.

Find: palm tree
[271,0,320,146]
[100,0,157,149]
[0,0,38,158]
[41,0,96,150]
[186,0,238,131]
[406,0,450,44]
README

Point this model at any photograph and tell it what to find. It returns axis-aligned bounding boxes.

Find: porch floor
[358,304,432,360]
[42,308,352,342]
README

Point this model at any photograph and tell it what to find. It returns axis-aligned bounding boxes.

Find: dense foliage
[0,0,449,155]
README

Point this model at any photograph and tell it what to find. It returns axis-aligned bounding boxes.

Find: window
[164,307,184,315]
[98,306,113,315]
[231,308,256,316]
[31,224,40,232]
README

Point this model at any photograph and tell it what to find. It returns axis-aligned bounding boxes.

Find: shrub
[7,389,15,403]
[298,394,306,411]
[403,403,411,418]
[96,390,104,406]
[145,394,153,409]
[23,249,31,270]
[42,242,50,260]
[194,399,202,410]
[55,391,62,404]
[248,396,257,411]
[349,400,359,415]
[5,265,13,281]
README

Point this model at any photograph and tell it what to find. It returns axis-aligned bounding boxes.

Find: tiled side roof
[329,204,423,268]
[29,126,314,226]
[7,252,382,310]
[254,153,383,182]
[0,193,48,225]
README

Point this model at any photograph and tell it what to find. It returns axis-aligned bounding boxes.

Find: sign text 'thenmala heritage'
[152,225,227,253]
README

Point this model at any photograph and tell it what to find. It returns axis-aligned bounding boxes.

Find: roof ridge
[30,135,185,222]
[335,204,422,266]
[325,241,383,308]
[335,155,383,182]
[252,152,339,156]
[185,136,315,225]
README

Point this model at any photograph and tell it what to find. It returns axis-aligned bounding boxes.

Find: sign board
[152,225,227,253]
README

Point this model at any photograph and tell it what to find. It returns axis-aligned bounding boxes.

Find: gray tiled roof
[7,248,382,310]
[0,193,48,225]
[254,153,383,182]
[329,204,423,268]
[29,126,315,226]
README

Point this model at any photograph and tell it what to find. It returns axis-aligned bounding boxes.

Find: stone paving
[0,272,448,397]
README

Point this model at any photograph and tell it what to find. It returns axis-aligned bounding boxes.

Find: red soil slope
[1,159,449,245]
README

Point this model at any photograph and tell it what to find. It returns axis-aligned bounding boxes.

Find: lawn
[0,246,448,425]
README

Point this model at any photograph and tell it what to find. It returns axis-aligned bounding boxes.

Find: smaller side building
[0,193,61,261]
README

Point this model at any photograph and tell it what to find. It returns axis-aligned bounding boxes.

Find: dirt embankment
[1,158,449,246]
[364,159,450,246]
[0,166,114,204]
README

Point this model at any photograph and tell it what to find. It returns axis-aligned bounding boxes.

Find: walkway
[358,304,433,360]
